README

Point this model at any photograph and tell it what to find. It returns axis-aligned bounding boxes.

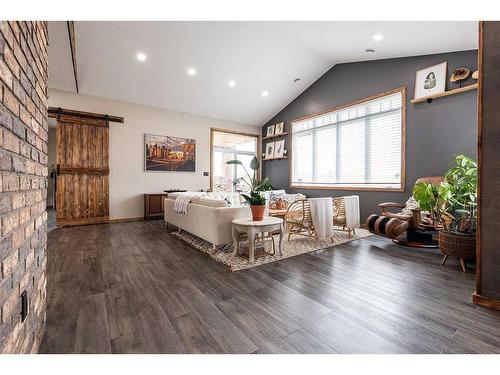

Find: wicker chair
[285,199,316,241]
[332,197,355,237]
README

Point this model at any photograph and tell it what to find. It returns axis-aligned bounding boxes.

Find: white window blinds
[291,90,404,190]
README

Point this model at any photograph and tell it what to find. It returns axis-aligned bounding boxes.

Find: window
[211,129,259,192]
[291,88,405,190]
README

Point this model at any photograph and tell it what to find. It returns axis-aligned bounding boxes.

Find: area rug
[171,228,372,271]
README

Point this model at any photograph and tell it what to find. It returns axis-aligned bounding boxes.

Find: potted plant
[413,155,477,271]
[227,156,273,221]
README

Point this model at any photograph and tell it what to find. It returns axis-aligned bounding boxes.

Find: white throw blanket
[344,195,360,229]
[309,198,334,240]
[174,193,197,214]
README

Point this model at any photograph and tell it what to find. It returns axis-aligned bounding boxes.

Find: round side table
[232,217,284,263]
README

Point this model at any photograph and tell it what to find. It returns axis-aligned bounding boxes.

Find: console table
[232,217,284,263]
[144,193,168,220]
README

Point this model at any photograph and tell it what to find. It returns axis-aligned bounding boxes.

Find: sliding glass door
[211,129,259,192]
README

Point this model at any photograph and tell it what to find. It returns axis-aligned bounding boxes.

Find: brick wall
[478,22,500,302]
[0,21,48,353]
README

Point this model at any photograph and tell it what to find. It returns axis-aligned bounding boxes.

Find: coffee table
[232,217,284,263]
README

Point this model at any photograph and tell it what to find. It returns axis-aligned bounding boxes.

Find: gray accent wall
[262,50,478,221]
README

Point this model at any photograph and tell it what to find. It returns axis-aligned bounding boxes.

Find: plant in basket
[413,155,477,271]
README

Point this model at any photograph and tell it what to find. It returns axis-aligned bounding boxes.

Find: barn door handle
[56,164,61,176]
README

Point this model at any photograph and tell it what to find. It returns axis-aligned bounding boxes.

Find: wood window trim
[288,86,407,192]
[209,127,261,191]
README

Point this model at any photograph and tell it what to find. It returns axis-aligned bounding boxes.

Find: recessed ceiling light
[187,67,197,76]
[228,80,237,88]
[261,90,269,97]
[373,33,384,41]
[365,48,376,53]
[136,52,147,62]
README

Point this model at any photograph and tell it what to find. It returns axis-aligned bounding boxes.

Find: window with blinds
[211,129,259,192]
[291,88,405,190]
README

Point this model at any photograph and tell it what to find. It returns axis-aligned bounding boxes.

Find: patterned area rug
[172,228,372,271]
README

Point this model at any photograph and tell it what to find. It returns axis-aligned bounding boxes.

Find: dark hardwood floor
[39,220,500,354]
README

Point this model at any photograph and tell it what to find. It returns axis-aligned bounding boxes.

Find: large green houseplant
[227,156,273,221]
[412,155,477,271]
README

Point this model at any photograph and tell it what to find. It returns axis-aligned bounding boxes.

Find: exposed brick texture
[479,22,500,301]
[0,21,48,354]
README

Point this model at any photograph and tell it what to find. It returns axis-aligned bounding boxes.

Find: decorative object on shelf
[265,142,275,159]
[274,139,285,158]
[266,124,275,137]
[472,70,479,80]
[450,67,470,87]
[414,61,447,100]
[275,122,284,134]
[144,134,196,172]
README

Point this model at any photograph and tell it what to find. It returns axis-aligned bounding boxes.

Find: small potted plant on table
[227,156,273,221]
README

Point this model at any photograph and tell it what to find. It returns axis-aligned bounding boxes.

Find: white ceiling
[48,21,478,125]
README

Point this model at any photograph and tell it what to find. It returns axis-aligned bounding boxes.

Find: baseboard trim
[108,217,144,223]
[473,292,500,311]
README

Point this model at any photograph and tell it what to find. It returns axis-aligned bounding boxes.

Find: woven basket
[438,231,476,259]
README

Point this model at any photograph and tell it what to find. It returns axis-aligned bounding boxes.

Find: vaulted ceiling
[48,21,478,125]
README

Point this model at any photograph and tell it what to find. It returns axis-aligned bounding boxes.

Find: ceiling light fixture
[365,48,376,53]
[228,80,237,88]
[187,67,197,76]
[294,78,301,83]
[373,33,384,41]
[261,90,269,97]
[136,52,147,62]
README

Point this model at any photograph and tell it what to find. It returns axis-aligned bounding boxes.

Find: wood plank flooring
[39,220,500,354]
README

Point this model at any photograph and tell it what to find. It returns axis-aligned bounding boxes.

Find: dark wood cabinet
[144,193,168,220]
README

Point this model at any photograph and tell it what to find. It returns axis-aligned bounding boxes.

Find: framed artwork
[275,122,284,134]
[414,61,447,99]
[274,140,285,158]
[144,134,196,172]
[265,142,275,159]
[266,125,275,137]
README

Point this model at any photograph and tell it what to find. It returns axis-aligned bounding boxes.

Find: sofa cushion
[197,196,229,208]
[259,189,286,204]
[168,191,206,200]
[206,192,241,206]
[270,192,306,206]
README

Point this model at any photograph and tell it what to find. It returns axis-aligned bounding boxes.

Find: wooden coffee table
[232,217,284,263]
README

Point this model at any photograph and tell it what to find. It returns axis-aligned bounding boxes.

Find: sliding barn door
[56,114,109,226]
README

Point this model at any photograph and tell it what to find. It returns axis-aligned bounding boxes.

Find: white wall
[48,89,260,220]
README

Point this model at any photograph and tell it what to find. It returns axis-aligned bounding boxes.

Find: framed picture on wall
[265,142,275,159]
[275,122,284,134]
[414,61,447,99]
[274,140,285,158]
[144,134,196,172]
[266,125,275,137]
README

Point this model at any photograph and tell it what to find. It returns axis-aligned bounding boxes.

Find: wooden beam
[67,21,79,93]
[48,107,124,123]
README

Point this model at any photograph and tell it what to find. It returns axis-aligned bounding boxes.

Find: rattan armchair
[285,199,316,241]
[332,197,356,237]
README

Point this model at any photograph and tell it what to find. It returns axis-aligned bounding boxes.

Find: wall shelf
[410,83,478,104]
[262,132,288,140]
[263,156,288,161]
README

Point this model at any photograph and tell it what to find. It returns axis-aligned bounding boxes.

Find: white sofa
[164,192,251,247]
[164,190,285,247]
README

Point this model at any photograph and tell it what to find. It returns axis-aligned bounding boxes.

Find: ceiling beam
[67,21,79,93]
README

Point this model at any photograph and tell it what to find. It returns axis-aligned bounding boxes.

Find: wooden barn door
[56,114,110,226]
